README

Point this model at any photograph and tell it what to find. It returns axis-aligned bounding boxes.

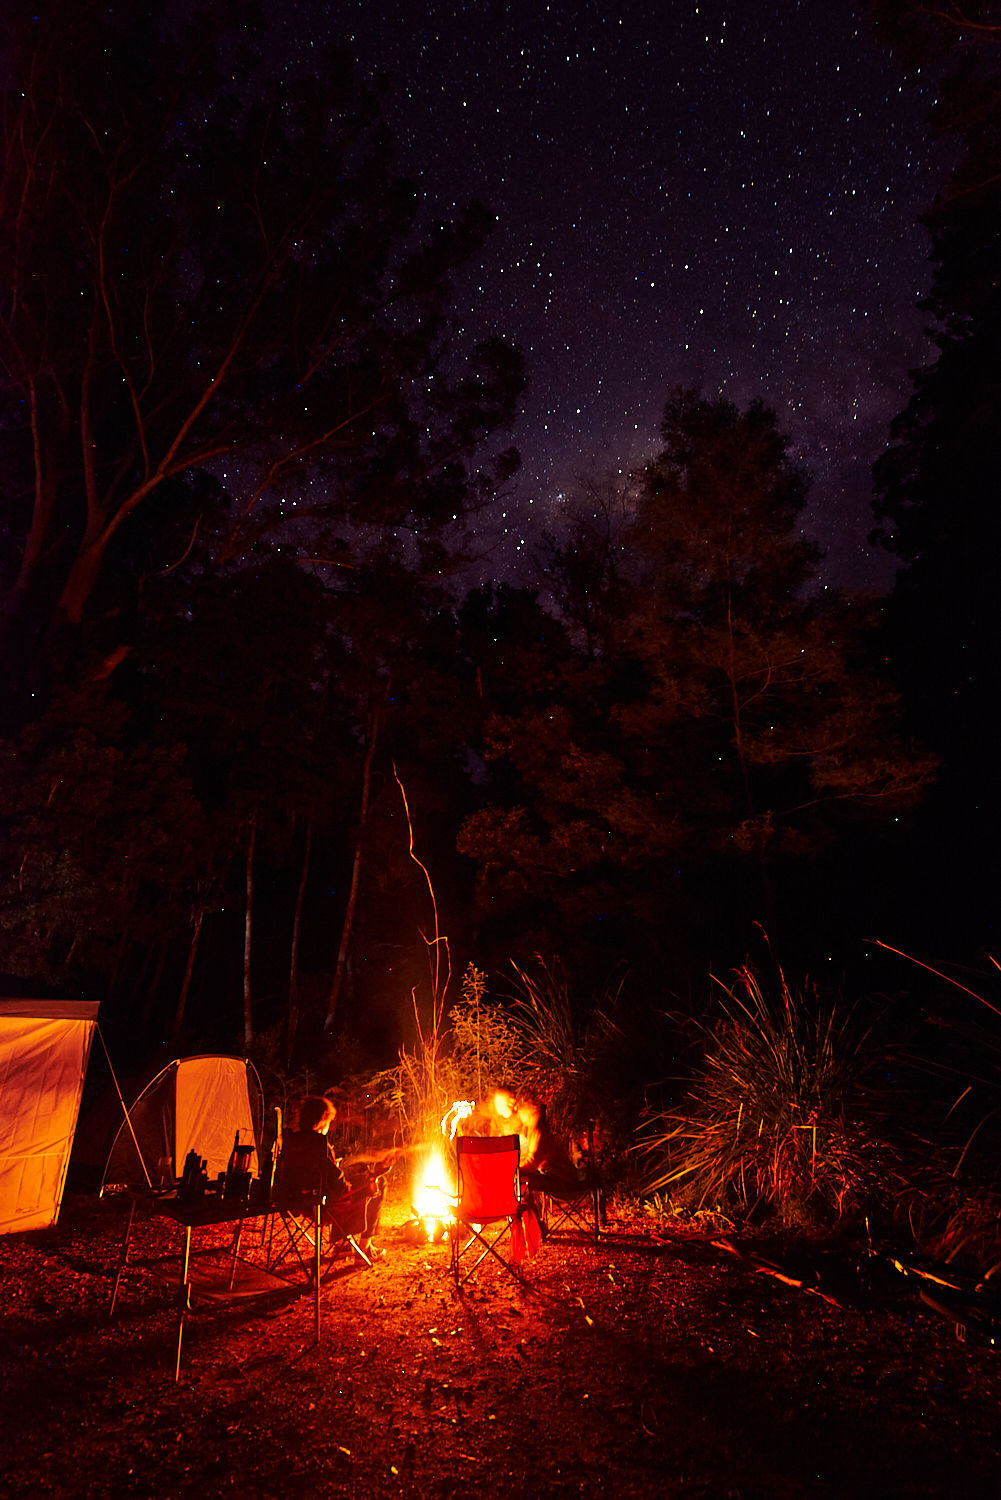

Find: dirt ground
[1,1184,1000,1499]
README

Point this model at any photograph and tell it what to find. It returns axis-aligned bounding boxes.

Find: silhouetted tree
[0,0,526,1047]
[460,392,933,980]
[536,479,630,661]
[871,1,1001,945]
[629,392,929,853]
[0,0,522,670]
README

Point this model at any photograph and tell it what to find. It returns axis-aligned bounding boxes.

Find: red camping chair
[450,1134,537,1289]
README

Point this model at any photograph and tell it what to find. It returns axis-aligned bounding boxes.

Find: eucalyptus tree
[0,0,525,1042]
[0,0,522,672]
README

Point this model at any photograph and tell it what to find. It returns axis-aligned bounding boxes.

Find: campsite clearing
[1,1189,1000,1498]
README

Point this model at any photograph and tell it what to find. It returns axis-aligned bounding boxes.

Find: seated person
[484,1087,514,1131]
[455,1087,522,1141]
[278,1096,386,1263]
[518,1101,581,1232]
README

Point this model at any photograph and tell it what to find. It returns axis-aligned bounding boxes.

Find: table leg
[108,1197,136,1320]
[174,1223,192,1383]
[228,1217,245,1292]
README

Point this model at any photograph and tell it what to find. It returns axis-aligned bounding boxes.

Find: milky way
[284,1,953,589]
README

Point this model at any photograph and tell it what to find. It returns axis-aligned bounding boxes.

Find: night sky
[280,1,954,590]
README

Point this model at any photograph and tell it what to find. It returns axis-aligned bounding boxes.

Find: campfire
[411,1145,454,1242]
[407,1100,475,1243]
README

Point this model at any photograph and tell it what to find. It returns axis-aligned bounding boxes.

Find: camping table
[108,1189,284,1380]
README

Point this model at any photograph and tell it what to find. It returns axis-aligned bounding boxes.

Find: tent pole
[97,1027,153,1190]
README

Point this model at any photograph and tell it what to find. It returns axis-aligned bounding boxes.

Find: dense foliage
[458,392,933,985]
[871,0,1001,949]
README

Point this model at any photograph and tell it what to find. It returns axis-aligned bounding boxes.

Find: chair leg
[546,1182,602,1246]
[313,1204,321,1346]
[452,1220,522,1288]
[320,1215,371,1277]
[268,1209,321,1283]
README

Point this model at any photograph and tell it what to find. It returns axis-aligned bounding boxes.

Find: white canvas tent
[101,1055,263,1191]
[0,998,99,1234]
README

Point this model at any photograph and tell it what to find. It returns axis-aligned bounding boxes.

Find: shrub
[875,943,1001,1274]
[641,966,900,1231]
[366,962,525,1149]
[506,955,637,1159]
[448,963,524,1102]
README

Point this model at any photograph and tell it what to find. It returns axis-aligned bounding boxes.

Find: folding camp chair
[542,1123,605,1248]
[450,1134,532,1289]
[266,1134,372,1342]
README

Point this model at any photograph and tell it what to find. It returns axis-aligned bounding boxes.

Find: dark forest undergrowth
[2,1186,1000,1499]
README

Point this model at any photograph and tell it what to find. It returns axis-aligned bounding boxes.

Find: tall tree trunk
[243,811,257,1051]
[725,599,777,938]
[141,941,169,1029]
[128,941,155,1012]
[325,701,384,1035]
[108,920,132,1000]
[5,380,60,628]
[170,908,204,1045]
[55,534,107,626]
[286,818,312,1065]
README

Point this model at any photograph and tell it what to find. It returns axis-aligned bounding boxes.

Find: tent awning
[0,999,98,1233]
[0,1000,99,1022]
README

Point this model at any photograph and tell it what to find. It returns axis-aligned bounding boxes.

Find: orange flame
[413,1143,455,1237]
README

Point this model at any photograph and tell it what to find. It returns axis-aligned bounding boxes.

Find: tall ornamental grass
[642,967,900,1230]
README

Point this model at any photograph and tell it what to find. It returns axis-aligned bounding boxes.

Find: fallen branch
[711,1238,842,1308]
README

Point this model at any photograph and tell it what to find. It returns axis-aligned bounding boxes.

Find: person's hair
[298,1095,336,1133]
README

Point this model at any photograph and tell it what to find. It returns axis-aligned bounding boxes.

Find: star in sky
[282,1,953,589]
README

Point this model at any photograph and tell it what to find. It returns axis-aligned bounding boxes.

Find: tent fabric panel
[0,1015,95,1234]
[102,1071,177,1189]
[100,1055,263,1191]
[0,1000,99,1022]
[101,1063,178,1190]
[175,1057,259,1179]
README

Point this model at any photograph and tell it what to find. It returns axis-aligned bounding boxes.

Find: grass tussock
[642,966,901,1231]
